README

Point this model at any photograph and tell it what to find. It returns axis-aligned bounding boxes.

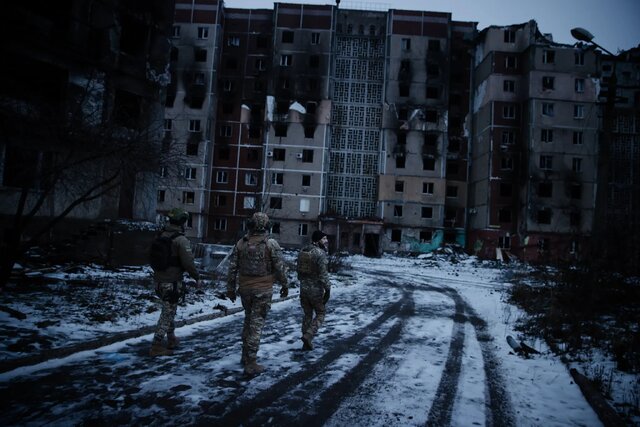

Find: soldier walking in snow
[296,230,331,350]
[227,212,289,376]
[149,208,202,357]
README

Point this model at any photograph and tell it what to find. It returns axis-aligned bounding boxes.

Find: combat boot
[149,342,173,357]
[244,359,265,376]
[301,333,314,351]
[167,333,180,350]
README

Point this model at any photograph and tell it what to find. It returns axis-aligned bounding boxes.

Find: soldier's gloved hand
[280,286,288,298]
[323,288,330,304]
[226,289,237,303]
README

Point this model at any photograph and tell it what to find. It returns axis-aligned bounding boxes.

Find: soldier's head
[248,212,270,232]
[312,230,328,249]
[167,208,190,226]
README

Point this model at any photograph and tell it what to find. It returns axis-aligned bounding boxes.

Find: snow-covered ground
[0,251,637,425]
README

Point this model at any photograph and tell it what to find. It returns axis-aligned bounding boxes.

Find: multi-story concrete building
[1,0,175,232]
[263,3,334,247]
[380,10,475,254]
[321,8,387,255]
[160,0,223,241]
[207,7,273,243]
[599,46,640,272]
[469,21,599,263]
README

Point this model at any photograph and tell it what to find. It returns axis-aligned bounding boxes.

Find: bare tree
[0,71,170,288]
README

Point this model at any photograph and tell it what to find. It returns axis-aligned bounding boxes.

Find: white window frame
[573,131,583,145]
[539,155,553,170]
[271,172,283,185]
[213,218,227,231]
[184,167,196,180]
[542,50,555,64]
[245,172,258,186]
[197,27,209,39]
[541,129,554,143]
[227,36,240,47]
[503,105,515,119]
[280,55,292,67]
[311,32,320,45]
[401,38,411,50]
[574,104,585,119]
[542,103,554,117]
[300,198,310,213]
[189,119,201,132]
[243,196,256,209]
[298,223,308,236]
[172,25,181,38]
[216,171,228,184]
[575,78,585,93]
[423,181,434,194]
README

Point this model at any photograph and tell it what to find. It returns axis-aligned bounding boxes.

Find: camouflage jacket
[227,232,288,292]
[296,244,330,292]
[153,223,200,283]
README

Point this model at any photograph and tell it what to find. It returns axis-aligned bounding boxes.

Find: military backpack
[149,232,181,271]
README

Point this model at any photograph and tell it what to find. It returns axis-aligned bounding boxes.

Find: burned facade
[1,1,175,236]
[161,0,223,241]
[380,10,475,253]
[469,21,599,262]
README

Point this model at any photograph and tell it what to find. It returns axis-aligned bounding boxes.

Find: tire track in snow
[202,290,411,425]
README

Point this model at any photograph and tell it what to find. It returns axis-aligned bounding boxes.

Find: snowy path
[0,256,602,426]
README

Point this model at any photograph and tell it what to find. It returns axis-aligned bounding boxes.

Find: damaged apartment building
[1,1,174,239]
[160,2,638,263]
[468,21,600,263]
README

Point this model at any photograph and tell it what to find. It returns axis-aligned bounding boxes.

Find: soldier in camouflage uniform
[150,208,202,357]
[297,230,331,351]
[227,212,289,376]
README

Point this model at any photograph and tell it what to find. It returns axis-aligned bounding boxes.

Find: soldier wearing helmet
[149,208,202,357]
[227,212,289,376]
[296,230,331,350]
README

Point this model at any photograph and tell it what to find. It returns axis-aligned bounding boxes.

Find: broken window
[395,180,404,192]
[423,157,435,171]
[195,48,207,62]
[504,30,515,43]
[393,205,403,217]
[542,50,555,64]
[538,182,553,197]
[421,207,433,218]
[498,209,511,223]
[570,184,582,199]
[309,55,320,68]
[273,148,286,161]
[302,175,311,187]
[542,76,554,90]
[302,149,314,162]
[537,209,552,224]
[500,183,512,197]
[183,191,195,204]
[428,39,441,52]
[541,129,553,143]
[275,123,287,137]
[282,30,294,43]
[311,32,320,44]
[270,197,283,209]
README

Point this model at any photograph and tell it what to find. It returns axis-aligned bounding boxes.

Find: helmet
[248,212,270,231]
[312,230,327,242]
[167,208,189,225]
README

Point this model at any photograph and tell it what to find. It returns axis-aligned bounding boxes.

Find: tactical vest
[297,248,316,276]
[238,237,271,276]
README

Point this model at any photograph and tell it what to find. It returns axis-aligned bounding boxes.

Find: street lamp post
[571,27,617,263]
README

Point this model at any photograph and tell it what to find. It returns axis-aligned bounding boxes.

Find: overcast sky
[223,0,640,52]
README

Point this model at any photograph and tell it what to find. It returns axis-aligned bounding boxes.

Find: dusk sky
[223,0,640,53]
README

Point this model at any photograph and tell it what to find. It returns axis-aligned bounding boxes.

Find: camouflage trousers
[239,288,273,361]
[300,287,326,340]
[152,282,180,344]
